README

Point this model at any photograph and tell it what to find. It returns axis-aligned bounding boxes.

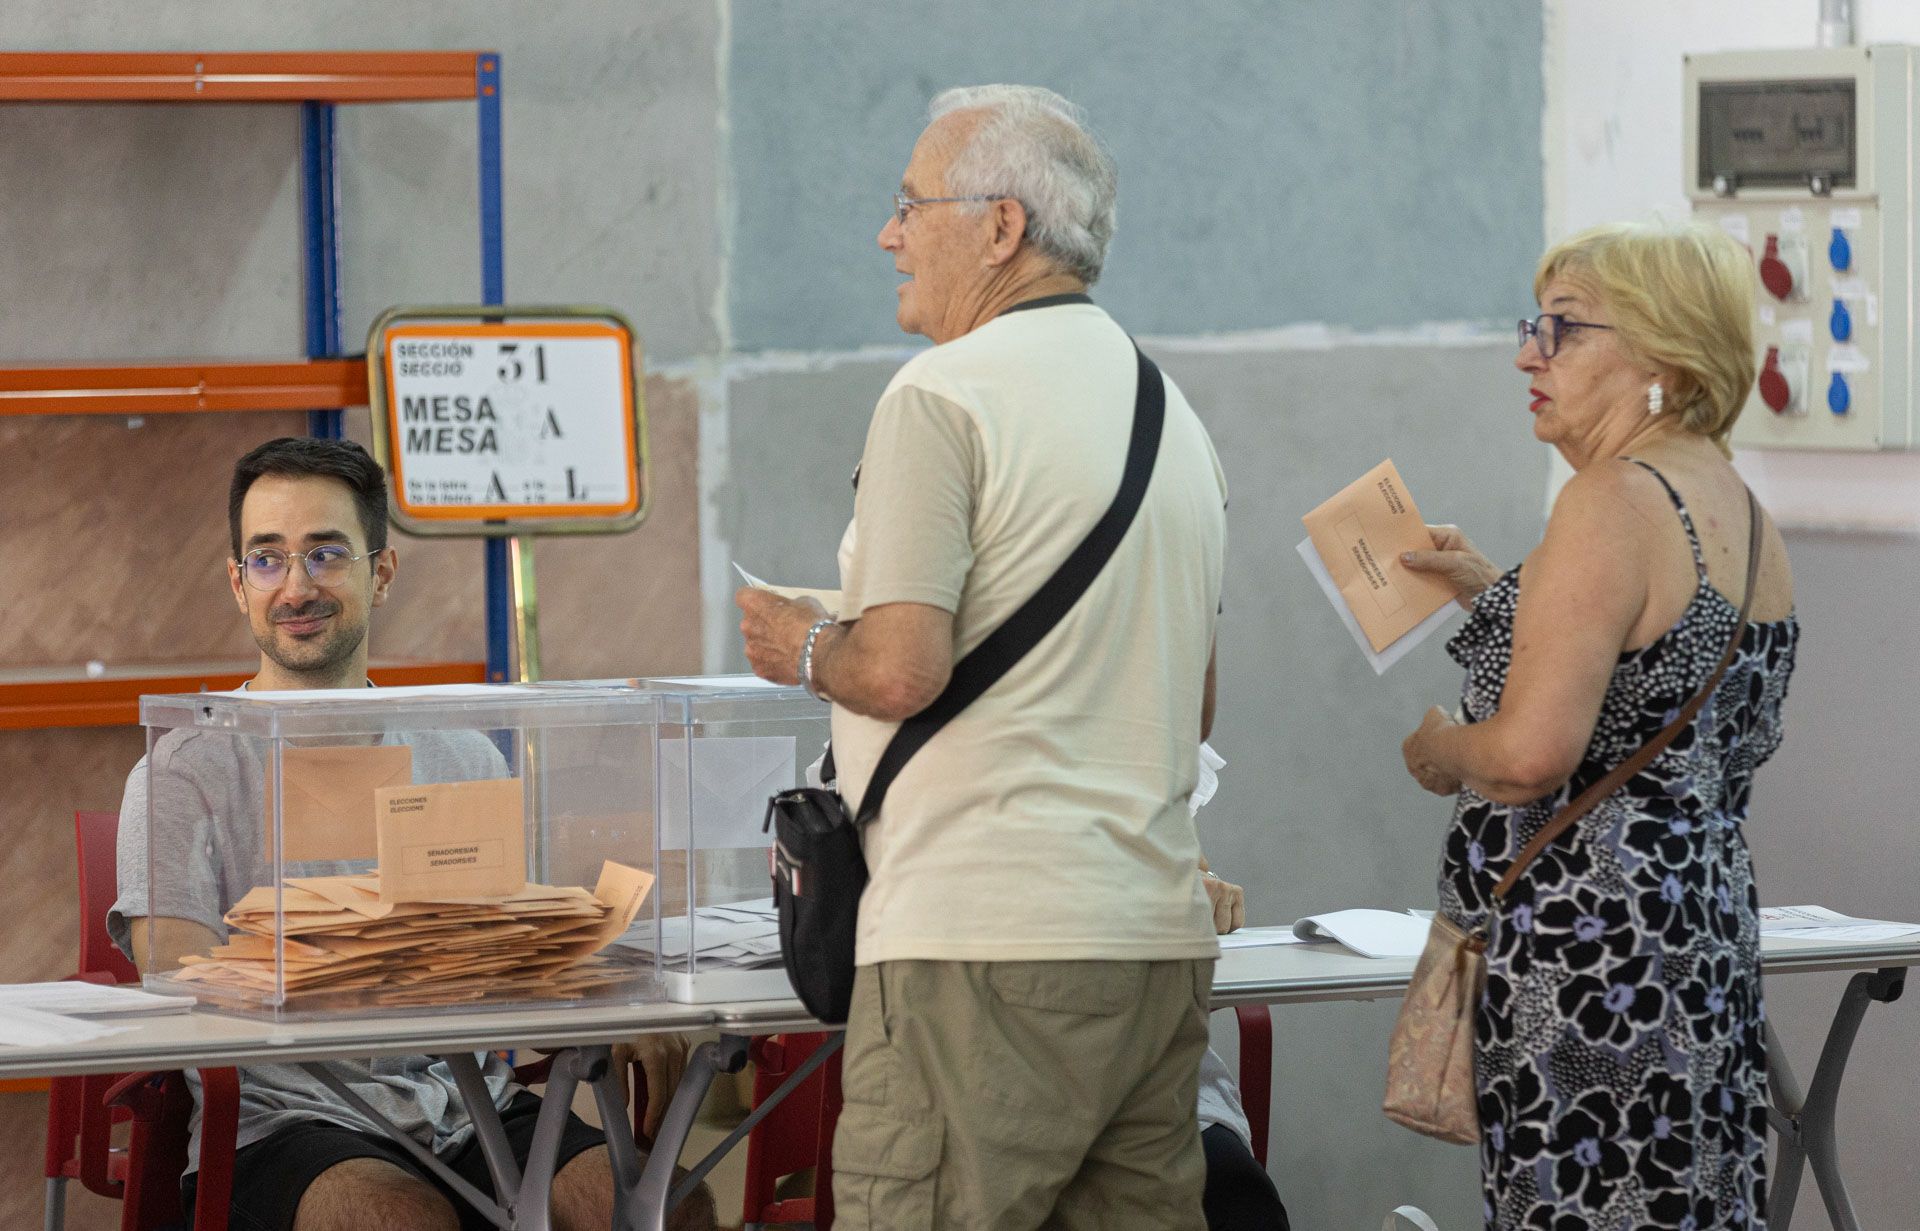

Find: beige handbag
[1383,490,1762,1144]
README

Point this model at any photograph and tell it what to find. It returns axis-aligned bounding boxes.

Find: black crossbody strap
[848,343,1166,824]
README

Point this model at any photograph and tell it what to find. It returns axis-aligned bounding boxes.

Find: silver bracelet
[798,617,836,701]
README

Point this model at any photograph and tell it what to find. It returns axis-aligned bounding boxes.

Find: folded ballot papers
[614,897,784,971]
[172,861,655,1008]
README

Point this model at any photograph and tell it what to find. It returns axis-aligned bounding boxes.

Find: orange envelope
[1301,459,1457,652]
[373,777,527,902]
[270,745,413,863]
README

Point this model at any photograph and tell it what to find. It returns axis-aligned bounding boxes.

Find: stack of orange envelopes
[174,861,655,1007]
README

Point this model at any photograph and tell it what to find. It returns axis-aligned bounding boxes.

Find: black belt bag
[764,335,1167,1024]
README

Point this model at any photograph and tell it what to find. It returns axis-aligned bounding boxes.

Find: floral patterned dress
[1439,462,1799,1230]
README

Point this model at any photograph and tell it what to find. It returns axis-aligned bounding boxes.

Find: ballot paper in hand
[733,563,843,614]
[1300,459,1460,666]
[1296,539,1460,675]
[1291,908,1432,959]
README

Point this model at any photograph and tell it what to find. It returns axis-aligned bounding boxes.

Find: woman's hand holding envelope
[1399,524,1501,612]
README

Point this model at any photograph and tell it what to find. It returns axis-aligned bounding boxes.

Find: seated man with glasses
[106,437,714,1231]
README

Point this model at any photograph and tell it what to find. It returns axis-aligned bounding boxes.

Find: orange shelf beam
[0,359,369,417]
[0,662,487,730]
[0,51,491,104]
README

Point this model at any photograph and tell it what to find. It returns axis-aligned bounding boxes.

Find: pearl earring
[1647,382,1664,416]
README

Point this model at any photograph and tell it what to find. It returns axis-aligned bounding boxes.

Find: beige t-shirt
[833,300,1228,965]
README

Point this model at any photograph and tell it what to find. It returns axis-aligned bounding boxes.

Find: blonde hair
[1534,221,1758,451]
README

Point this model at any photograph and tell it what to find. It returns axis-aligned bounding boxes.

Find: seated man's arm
[129,917,221,975]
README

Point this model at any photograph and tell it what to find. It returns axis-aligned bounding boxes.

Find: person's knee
[293,1157,459,1231]
[550,1146,716,1231]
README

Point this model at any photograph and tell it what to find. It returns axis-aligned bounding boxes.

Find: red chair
[1233,1004,1272,1166]
[740,1033,842,1231]
[45,809,239,1231]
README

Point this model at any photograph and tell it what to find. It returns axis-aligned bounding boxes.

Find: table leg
[620,1033,751,1231]
[300,1061,515,1229]
[448,1052,524,1216]
[1766,966,1906,1231]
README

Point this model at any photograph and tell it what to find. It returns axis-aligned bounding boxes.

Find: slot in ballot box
[136,683,666,1021]
[548,676,828,1003]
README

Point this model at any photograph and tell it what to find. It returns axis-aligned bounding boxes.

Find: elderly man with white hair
[738,85,1229,1228]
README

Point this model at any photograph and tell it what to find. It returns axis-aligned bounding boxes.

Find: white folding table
[2,933,1912,1231]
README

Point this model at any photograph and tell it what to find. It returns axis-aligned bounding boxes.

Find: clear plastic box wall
[137,683,676,1020]
[563,678,829,1004]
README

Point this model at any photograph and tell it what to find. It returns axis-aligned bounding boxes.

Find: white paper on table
[1760,905,1920,940]
[733,563,844,613]
[1296,538,1459,675]
[657,736,797,851]
[0,1006,131,1048]
[1291,908,1432,959]
[0,983,193,1018]
[1217,926,1307,950]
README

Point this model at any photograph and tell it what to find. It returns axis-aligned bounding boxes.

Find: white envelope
[657,736,797,851]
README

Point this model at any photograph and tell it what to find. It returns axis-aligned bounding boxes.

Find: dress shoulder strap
[1625,458,1709,582]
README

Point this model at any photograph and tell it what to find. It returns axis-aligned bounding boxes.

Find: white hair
[928,84,1119,285]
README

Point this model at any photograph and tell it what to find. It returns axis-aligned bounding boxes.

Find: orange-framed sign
[366,306,649,537]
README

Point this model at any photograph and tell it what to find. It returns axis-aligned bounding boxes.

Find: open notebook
[1290,908,1432,959]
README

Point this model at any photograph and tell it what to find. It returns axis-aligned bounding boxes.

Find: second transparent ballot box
[136,683,667,1020]
[554,677,829,1002]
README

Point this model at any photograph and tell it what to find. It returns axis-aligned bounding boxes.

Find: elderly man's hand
[1402,705,1464,796]
[1198,858,1245,935]
[612,1032,693,1140]
[737,588,830,686]
[1401,524,1501,611]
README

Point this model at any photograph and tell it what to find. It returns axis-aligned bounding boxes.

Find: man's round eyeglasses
[891,191,1011,224]
[1518,314,1613,360]
[239,545,371,591]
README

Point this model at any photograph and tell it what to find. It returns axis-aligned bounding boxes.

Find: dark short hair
[228,437,390,559]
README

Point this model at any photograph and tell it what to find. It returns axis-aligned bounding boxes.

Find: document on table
[1760,904,1920,942]
[1217,926,1308,950]
[1298,459,1461,673]
[0,983,194,1017]
[0,1005,131,1047]
[1291,908,1432,959]
[733,563,843,614]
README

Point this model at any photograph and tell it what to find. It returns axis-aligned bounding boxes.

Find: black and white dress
[1439,462,1799,1230]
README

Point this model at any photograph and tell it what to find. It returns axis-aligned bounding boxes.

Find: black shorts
[183,1091,606,1231]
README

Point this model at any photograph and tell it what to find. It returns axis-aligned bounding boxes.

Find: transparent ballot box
[556,676,827,1003]
[136,683,667,1020]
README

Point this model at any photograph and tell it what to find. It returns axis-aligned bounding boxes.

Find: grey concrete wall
[728,0,1546,351]
[1741,530,1920,1231]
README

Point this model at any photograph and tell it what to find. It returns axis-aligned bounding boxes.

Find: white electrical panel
[1686,45,1918,450]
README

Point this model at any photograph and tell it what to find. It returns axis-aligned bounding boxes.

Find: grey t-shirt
[109,715,520,1168]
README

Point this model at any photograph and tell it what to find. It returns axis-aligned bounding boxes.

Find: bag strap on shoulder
[847,343,1167,824]
[1491,488,1763,901]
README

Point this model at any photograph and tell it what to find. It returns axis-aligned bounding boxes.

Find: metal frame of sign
[365,305,649,537]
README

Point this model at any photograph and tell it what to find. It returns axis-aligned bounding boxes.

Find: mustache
[270,600,340,623]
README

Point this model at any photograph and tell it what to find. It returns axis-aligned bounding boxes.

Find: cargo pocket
[832,1110,943,1230]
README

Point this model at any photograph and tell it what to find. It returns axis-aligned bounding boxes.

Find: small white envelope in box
[658,736,796,851]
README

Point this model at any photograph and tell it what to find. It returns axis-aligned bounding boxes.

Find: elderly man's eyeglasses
[891,191,1011,224]
[1517,314,1613,359]
[239,545,371,591]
